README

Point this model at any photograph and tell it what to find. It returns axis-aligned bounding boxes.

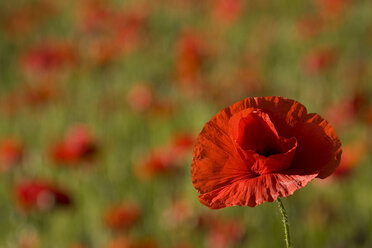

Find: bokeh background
[0,0,372,247]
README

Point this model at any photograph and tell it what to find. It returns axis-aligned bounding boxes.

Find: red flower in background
[0,138,23,172]
[323,93,366,130]
[51,125,98,164]
[135,133,194,180]
[192,96,342,209]
[106,236,158,248]
[104,202,141,231]
[315,0,349,19]
[0,81,60,115]
[135,147,178,180]
[127,84,154,112]
[1,1,55,37]
[78,1,148,65]
[302,48,335,74]
[77,0,111,33]
[175,31,206,88]
[163,198,193,228]
[211,0,244,24]
[205,217,243,248]
[15,180,71,211]
[170,133,195,157]
[295,14,324,39]
[368,108,372,126]
[196,213,244,248]
[106,236,130,248]
[20,40,77,76]
[333,141,366,178]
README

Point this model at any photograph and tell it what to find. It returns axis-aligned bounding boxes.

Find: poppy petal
[198,172,317,209]
[292,113,342,178]
[192,120,253,194]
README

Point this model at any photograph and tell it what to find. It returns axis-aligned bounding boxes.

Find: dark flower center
[229,109,297,175]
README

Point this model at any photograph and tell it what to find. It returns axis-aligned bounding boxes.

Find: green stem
[277,198,292,248]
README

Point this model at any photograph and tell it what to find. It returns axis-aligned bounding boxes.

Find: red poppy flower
[315,0,349,19]
[295,14,324,39]
[205,217,243,248]
[0,138,23,172]
[170,133,195,157]
[0,81,59,115]
[104,202,141,231]
[191,96,342,209]
[127,84,154,112]
[106,236,130,248]
[302,48,335,74]
[1,2,54,37]
[106,236,158,248]
[175,31,205,87]
[333,141,365,178]
[135,133,194,180]
[163,198,193,228]
[51,125,97,164]
[211,0,243,24]
[20,41,76,76]
[15,180,71,211]
[135,147,177,180]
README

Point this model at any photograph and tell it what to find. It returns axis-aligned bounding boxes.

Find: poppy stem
[277,198,291,248]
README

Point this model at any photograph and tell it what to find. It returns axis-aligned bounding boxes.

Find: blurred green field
[0,0,372,247]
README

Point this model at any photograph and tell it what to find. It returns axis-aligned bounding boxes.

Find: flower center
[229,109,298,175]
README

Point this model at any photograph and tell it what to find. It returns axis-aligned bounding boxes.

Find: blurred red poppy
[192,96,342,209]
[175,31,205,87]
[17,229,40,248]
[205,217,243,248]
[0,81,59,115]
[106,236,130,248]
[78,1,147,65]
[106,236,158,248]
[135,133,194,180]
[170,133,195,158]
[19,40,77,76]
[104,202,141,231]
[51,125,98,164]
[163,198,193,228]
[15,180,71,211]
[323,93,366,130]
[333,141,365,178]
[368,108,372,126]
[1,1,55,37]
[211,0,243,24]
[302,48,335,74]
[135,147,176,180]
[295,14,324,39]
[127,84,154,112]
[315,0,349,19]
[130,238,158,248]
[0,138,23,172]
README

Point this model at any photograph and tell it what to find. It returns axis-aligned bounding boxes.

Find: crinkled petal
[191,120,253,194]
[198,172,317,209]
